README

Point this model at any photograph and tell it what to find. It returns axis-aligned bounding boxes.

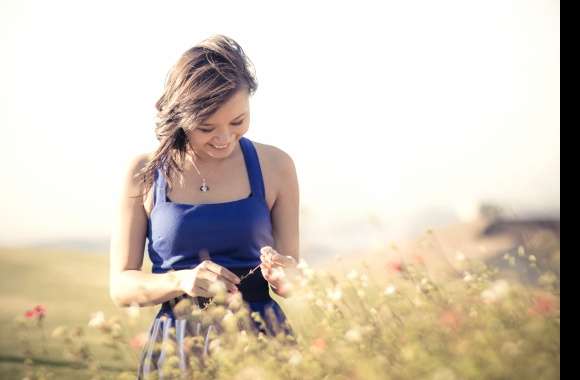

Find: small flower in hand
[260,246,299,298]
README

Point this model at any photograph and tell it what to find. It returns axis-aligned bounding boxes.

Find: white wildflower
[288,350,303,366]
[222,310,237,332]
[126,302,140,320]
[345,327,363,343]
[297,258,309,270]
[346,269,359,281]
[481,280,511,303]
[209,338,222,354]
[539,272,558,287]
[51,326,66,338]
[384,285,397,296]
[297,259,315,281]
[88,311,106,329]
[361,274,369,288]
[326,287,343,302]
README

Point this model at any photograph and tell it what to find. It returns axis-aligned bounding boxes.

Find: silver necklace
[183,134,211,192]
[187,140,214,192]
[190,156,210,192]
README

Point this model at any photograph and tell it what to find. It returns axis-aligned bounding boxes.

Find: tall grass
[10,234,560,380]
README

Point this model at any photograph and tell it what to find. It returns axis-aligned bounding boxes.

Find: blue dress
[137,137,295,378]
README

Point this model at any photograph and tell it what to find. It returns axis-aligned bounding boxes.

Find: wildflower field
[0,230,560,380]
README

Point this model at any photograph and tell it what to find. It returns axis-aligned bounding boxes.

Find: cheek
[186,133,204,146]
[238,123,250,135]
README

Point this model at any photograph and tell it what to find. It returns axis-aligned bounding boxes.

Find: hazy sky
[0,0,560,250]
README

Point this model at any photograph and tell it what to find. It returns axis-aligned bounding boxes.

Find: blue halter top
[146,136,275,274]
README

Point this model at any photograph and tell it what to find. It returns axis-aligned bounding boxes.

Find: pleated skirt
[136,297,295,379]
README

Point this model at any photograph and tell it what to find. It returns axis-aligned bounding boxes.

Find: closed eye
[198,121,244,133]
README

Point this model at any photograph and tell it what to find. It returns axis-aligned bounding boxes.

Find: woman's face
[187,88,250,163]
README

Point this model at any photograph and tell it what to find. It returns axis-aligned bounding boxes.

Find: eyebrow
[200,112,247,127]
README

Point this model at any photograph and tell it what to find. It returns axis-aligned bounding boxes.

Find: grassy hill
[0,247,158,379]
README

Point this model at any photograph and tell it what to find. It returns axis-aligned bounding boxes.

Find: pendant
[200,179,210,192]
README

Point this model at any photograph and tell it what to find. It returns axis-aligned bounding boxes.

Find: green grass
[0,241,560,380]
[0,247,157,379]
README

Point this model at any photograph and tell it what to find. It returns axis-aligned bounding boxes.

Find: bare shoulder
[122,152,155,205]
[124,152,154,181]
[252,141,295,172]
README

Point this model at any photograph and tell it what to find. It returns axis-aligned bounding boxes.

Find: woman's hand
[176,260,241,298]
[260,246,299,298]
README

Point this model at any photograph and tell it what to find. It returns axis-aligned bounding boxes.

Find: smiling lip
[209,143,229,149]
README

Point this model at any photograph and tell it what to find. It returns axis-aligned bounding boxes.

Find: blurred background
[0,0,560,377]
[0,0,559,262]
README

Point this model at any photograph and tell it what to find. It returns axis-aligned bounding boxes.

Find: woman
[108,34,301,377]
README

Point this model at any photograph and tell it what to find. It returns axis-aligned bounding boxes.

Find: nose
[213,136,230,145]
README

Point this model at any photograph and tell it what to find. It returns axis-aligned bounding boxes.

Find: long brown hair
[133,34,258,202]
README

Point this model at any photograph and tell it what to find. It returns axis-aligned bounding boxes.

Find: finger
[203,261,239,284]
[195,280,213,298]
[260,246,276,255]
[260,264,272,277]
[206,261,241,285]
[215,278,239,293]
[212,273,238,292]
[266,260,287,271]
[198,275,237,296]
[271,254,291,266]
[260,254,273,265]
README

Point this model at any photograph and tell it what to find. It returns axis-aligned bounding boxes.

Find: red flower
[130,332,149,350]
[34,305,47,318]
[312,337,326,350]
[310,337,327,354]
[25,310,37,319]
[24,304,47,320]
[440,309,463,331]
[413,255,426,266]
[528,294,558,317]
[386,260,404,274]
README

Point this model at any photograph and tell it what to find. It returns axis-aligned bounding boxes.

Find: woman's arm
[269,148,301,298]
[109,154,184,308]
